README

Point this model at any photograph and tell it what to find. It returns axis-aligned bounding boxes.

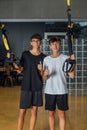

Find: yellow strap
[67,0,70,6]
[3,35,10,51]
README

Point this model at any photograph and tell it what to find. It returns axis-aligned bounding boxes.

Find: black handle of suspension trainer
[62,1,76,73]
[62,28,76,73]
[62,33,76,73]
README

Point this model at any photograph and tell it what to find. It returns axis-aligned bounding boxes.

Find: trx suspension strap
[0,23,18,63]
[1,23,10,52]
[63,0,76,73]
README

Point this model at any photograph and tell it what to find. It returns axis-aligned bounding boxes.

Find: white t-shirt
[43,54,68,95]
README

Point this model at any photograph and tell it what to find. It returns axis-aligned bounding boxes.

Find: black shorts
[20,90,43,109]
[45,94,69,111]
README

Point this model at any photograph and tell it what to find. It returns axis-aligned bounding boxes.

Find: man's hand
[44,66,49,77]
[68,54,76,79]
[70,54,75,60]
[42,66,49,80]
[38,61,43,72]
[6,52,11,58]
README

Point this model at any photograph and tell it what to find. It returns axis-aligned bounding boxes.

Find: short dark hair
[49,37,61,44]
[30,33,42,41]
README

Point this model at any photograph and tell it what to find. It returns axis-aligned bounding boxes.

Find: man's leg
[48,111,55,130]
[57,110,66,130]
[29,106,38,130]
[18,109,26,130]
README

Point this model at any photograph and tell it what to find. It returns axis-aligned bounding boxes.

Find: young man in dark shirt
[14,34,46,130]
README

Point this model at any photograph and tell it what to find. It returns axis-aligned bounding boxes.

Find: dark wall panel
[0,22,45,59]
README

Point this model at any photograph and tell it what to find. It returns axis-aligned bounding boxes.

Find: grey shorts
[20,90,43,109]
[45,94,69,111]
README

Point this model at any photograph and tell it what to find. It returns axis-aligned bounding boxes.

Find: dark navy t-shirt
[20,51,46,91]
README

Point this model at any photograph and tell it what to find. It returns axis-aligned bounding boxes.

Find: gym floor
[0,86,87,130]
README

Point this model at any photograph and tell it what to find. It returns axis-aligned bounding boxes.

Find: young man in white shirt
[43,37,75,130]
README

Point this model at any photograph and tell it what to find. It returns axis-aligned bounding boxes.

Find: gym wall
[0,0,87,61]
[0,22,45,59]
[0,0,87,20]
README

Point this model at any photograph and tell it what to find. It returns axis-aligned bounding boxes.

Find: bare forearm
[13,62,19,69]
[13,62,23,73]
